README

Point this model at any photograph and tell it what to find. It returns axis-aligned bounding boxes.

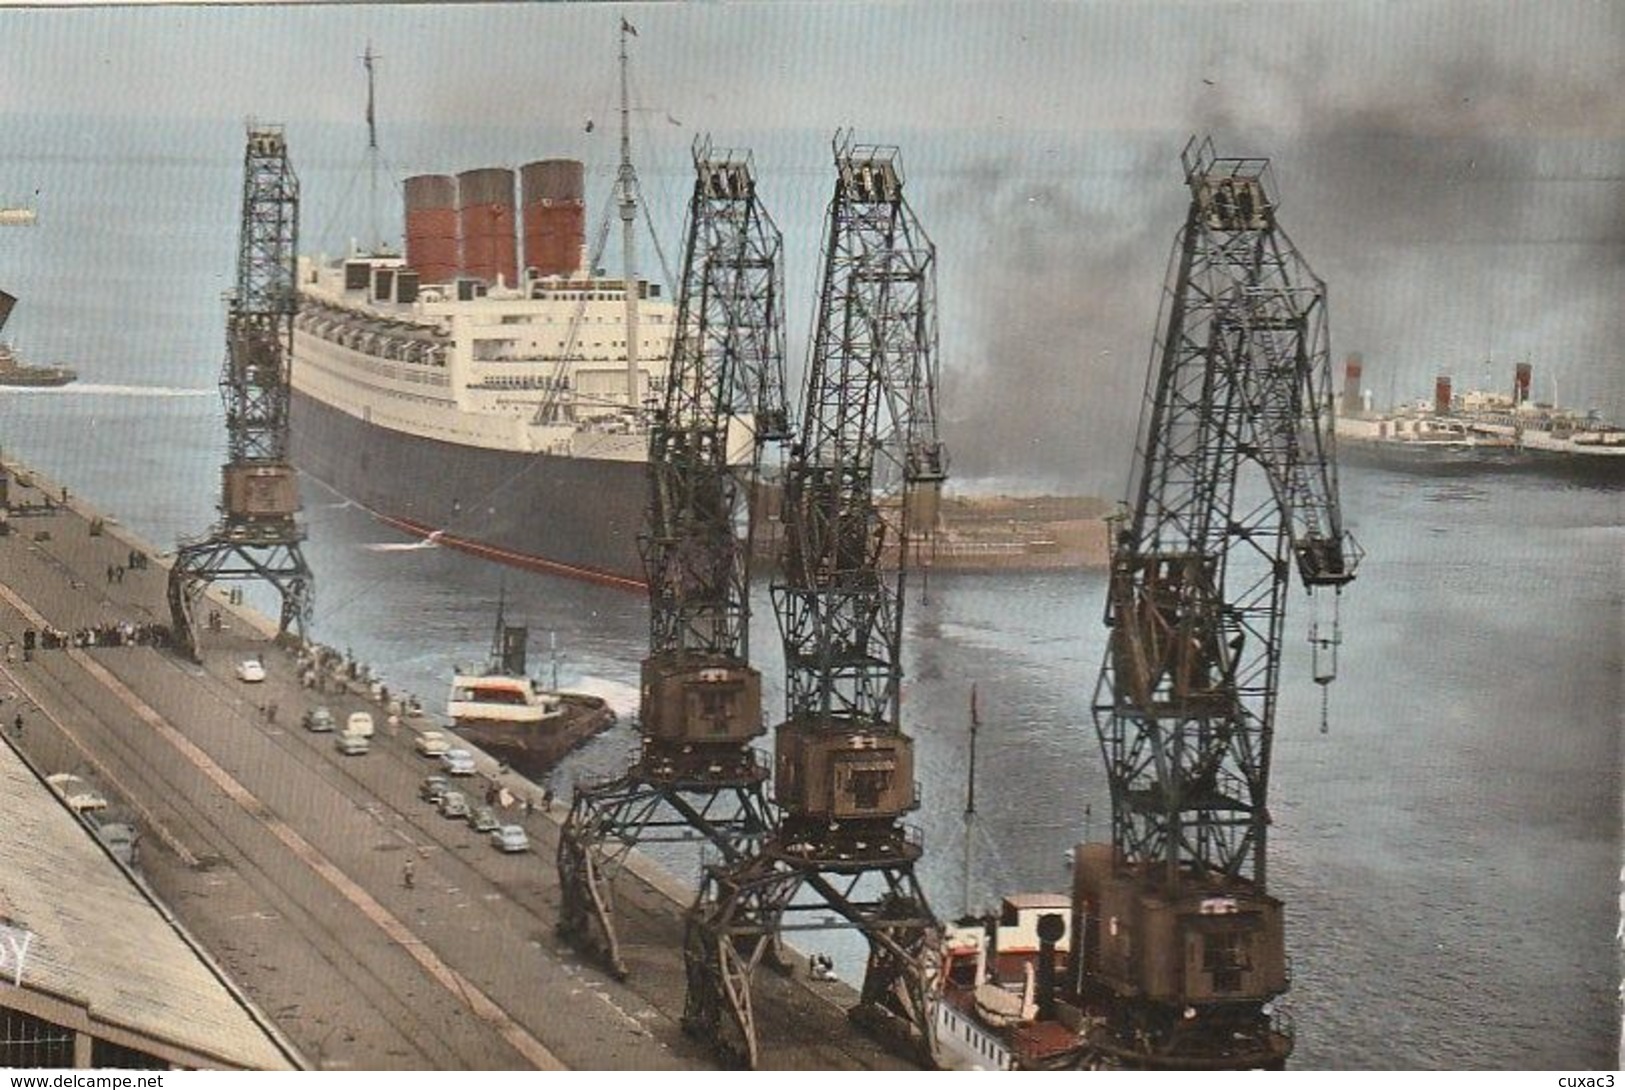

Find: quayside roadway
[0,458,914,1072]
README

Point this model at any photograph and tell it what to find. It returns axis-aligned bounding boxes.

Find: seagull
[665,113,683,126]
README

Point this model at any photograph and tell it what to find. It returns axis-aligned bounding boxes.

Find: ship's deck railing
[467,375,573,391]
[297,309,447,368]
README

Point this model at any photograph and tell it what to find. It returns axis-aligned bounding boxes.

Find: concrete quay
[0,457,915,1071]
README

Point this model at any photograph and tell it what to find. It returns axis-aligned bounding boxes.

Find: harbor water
[1,386,1617,1069]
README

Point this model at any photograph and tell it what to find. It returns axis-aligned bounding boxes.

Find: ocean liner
[1332,356,1625,484]
[289,33,688,588]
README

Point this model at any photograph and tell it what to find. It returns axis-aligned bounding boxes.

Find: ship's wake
[361,530,443,553]
[15,383,215,398]
[564,676,639,718]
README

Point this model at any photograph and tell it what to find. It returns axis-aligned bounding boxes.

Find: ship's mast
[363,43,383,253]
[618,20,641,410]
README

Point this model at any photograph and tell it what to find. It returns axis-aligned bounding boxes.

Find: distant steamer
[1333,356,1625,483]
[0,291,76,388]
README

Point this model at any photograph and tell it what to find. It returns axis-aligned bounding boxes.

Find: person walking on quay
[11,713,21,738]
[401,858,415,890]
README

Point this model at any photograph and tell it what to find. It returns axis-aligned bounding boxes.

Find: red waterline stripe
[373,512,646,595]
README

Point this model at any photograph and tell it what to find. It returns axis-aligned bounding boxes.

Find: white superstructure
[293,253,678,460]
[1335,389,1625,460]
[447,670,563,727]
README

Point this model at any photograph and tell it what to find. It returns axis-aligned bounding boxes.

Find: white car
[345,711,375,738]
[46,773,109,814]
[235,659,267,683]
[491,825,530,853]
[413,730,451,758]
[441,748,476,776]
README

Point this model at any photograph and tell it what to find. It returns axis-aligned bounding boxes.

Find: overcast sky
[1,0,1621,490]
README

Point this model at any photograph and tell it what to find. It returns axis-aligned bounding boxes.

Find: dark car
[419,774,450,804]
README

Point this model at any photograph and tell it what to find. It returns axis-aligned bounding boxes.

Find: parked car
[413,730,451,758]
[94,821,139,867]
[441,748,477,776]
[419,774,450,804]
[345,711,375,738]
[467,805,500,833]
[45,773,109,814]
[491,825,530,853]
[438,790,470,819]
[302,706,335,732]
[335,732,370,756]
[235,659,266,683]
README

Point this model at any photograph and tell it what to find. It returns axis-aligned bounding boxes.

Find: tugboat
[933,895,1090,1071]
[446,598,614,778]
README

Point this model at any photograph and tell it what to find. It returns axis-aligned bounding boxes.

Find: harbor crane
[557,139,790,979]
[1072,137,1359,1068]
[168,126,313,661]
[682,133,946,1069]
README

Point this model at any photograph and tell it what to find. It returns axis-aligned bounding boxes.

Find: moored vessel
[447,600,614,779]
[289,37,714,588]
[932,895,1089,1071]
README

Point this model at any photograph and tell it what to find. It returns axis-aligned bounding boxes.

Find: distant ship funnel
[1342,353,1363,416]
[1514,362,1532,406]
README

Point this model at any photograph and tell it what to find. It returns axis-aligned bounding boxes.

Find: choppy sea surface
[2,384,1618,1069]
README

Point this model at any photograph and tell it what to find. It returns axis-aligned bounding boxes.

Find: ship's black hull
[1338,435,1625,487]
[0,370,76,387]
[290,389,649,588]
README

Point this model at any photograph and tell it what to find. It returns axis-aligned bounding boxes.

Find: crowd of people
[296,643,368,694]
[12,622,173,655]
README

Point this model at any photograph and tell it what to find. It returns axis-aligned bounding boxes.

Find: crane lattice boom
[1076,137,1358,1070]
